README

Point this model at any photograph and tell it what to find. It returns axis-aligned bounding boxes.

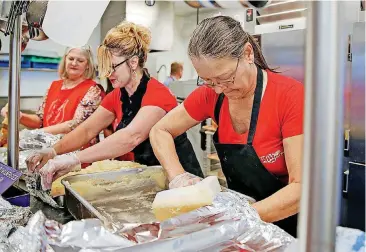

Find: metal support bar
[7,15,22,169]
[299,2,346,252]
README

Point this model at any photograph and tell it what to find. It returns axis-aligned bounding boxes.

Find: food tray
[61,166,165,223]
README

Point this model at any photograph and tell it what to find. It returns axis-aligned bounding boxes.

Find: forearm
[53,125,94,155]
[76,129,140,163]
[42,121,72,135]
[20,114,42,129]
[252,182,301,223]
[150,127,185,181]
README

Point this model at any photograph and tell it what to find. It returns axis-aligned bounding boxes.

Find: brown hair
[170,62,183,75]
[97,21,152,78]
[58,46,96,80]
[188,15,276,71]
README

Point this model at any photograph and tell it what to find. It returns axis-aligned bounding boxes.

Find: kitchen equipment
[2,185,30,207]
[25,0,48,41]
[62,166,256,224]
[62,167,162,223]
[4,1,28,36]
[42,0,109,47]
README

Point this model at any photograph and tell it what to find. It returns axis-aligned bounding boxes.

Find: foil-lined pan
[0,190,296,252]
[0,129,63,208]
[2,189,363,252]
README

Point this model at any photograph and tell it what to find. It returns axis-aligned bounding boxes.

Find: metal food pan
[62,166,256,224]
[61,166,165,222]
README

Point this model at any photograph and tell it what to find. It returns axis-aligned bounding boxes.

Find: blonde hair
[170,62,183,75]
[58,46,96,79]
[188,16,275,71]
[97,21,152,78]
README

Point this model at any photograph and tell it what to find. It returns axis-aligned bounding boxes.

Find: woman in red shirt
[1,46,103,146]
[26,21,202,182]
[150,16,304,237]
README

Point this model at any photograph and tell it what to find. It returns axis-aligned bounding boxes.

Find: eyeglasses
[197,58,240,87]
[111,58,129,72]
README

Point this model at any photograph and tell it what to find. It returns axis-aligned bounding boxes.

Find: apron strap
[247,66,264,145]
[213,93,225,143]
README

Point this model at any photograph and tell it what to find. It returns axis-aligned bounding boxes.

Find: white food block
[152,176,221,221]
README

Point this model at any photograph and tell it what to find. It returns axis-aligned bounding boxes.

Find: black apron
[213,66,298,237]
[115,72,203,178]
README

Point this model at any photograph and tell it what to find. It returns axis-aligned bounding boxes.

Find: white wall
[0,23,102,105]
[145,8,249,84]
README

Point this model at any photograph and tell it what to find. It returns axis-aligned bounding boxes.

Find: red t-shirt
[184,70,304,182]
[101,78,178,161]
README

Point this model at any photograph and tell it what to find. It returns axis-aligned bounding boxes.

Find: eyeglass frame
[196,57,240,87]
[111,57,130,73]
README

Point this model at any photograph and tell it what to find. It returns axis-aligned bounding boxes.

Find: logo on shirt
[260,150,284,164]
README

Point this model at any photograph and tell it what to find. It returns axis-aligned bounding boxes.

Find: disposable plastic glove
[39,153,81,190]
[168,172,202,189]
[26,147,57,173]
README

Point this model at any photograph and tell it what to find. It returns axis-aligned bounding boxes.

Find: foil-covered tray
[61,166,164,224]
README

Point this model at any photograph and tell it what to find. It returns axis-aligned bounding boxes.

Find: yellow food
[51,160,144,196]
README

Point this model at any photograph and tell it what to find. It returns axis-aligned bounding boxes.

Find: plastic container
[2,186,30,207]
[31,62,59,69]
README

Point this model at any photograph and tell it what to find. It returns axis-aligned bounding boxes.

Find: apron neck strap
[247,65,264,145]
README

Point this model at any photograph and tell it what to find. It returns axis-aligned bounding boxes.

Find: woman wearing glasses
[150,16,304,237]
[26,21,203,185]
[1,46,103,146]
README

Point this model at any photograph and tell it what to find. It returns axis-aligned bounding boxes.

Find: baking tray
[61,166,165,223]
[62,166,256,224]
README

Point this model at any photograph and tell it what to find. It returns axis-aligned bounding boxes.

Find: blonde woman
[1,46,103,138]
[26,21,203,183]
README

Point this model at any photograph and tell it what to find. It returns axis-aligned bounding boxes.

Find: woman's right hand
[168,172,202,189]
[1,104,8,118]
[26,148,57,173]
[1,103,24,119]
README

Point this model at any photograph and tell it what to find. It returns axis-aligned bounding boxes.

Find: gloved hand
[168,172,202,189]
[39,153,81,190]
[1,103,23,119]
[26,148,57,173]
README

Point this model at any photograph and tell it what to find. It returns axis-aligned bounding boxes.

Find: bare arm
[76,106,167,163]
[252,135,303,222]
[43,85,103,135]
[150,104,200,181]
[20,113,42,129]
[53,107,115,154]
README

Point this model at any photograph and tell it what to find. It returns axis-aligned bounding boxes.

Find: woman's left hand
[39,153,81,190]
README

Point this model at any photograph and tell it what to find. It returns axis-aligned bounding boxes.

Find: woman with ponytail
[150,16,304,237]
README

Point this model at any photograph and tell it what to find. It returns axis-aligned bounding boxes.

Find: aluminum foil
[14,192,292,252]
[19,129,62,151]
[0,196,32,244]
[1,191,294,252]
[0,129,63,208]
[2,192,364,252]
[116,192,294,252]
